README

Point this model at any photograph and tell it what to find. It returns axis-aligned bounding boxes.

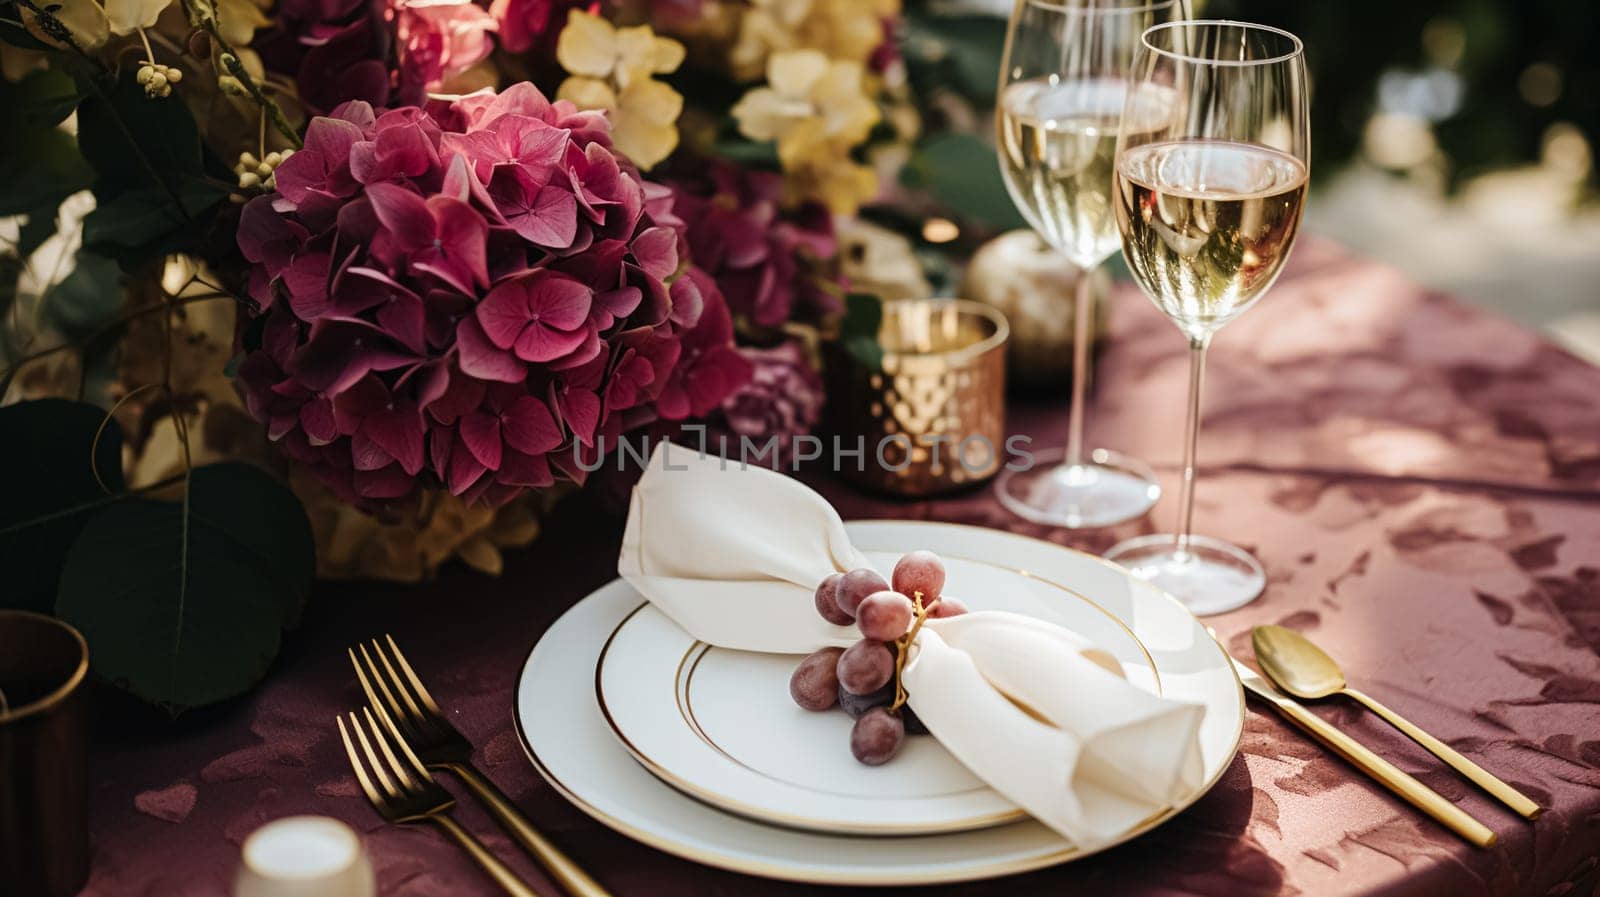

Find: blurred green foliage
[1205,0,1599,190]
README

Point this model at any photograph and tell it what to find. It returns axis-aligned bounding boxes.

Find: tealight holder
[826,299,1009,497]
[234,816,375,897]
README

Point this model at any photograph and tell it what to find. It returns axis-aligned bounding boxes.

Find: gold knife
[1229,655,1497,848]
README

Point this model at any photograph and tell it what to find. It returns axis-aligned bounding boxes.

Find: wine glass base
[1103,534,1265,615]
[994,448,1161,529]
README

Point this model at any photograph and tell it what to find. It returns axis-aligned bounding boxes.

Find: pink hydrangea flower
[668,160,840,329]
[393,0,497,98]
[235,84,748,508]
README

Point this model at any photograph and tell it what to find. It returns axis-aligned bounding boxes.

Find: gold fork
[350,636,611,897]
[337,707,543,896]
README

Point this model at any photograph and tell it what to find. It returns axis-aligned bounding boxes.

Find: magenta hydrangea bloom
[704,340,823,468]
[236,84,748,507]
[668,160,841,329]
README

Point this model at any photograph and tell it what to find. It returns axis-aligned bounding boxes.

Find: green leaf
[43,250,123,337]
[902,12,1008,106]
[840,291,884,370]
[17,68,82,127]
[0,76,93,217]
[901,133,1027,232]
[75,78,206,191]
[56,462,315,711]
[82,180,227,252]
[0,400,125,613]
[711,137,780,168]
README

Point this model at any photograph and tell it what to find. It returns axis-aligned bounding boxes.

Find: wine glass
[1104,20,1310,614]
[992,0,1183,529]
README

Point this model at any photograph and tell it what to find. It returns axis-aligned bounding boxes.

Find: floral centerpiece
[0,0,999,708]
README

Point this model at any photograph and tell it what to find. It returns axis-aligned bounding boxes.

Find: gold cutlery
[350,636,612,897]
[1226,652,1497,848]
[337,708,543,897]
[1252,625,1540,820]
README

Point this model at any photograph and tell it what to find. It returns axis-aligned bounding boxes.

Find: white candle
[235,816,375,897]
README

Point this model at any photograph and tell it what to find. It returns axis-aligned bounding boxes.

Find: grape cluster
[788,550,967,766]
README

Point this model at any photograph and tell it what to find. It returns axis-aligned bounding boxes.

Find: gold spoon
[1253,625,1540,820]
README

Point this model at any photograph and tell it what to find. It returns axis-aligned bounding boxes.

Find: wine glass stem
[1175,334,1210,558]
[1065,265,1096,469]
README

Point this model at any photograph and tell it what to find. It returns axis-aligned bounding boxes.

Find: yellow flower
[216,0,271,47]
[732,49,879,170]
[727,0,809,80]
[786,154,878,215]
[557,8,684,88]
[557,75,683,169]
[728,0,898,79]
[555,9,685,170]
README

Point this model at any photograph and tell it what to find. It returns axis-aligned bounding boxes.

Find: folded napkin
[619,443,1206,845]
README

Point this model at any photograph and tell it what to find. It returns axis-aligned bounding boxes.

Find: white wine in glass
[1117,140,1308,338]
[992,0,1183,530]
[1105,21,1310,615]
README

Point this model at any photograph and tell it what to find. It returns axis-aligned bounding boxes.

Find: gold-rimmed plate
[595,549,1164,836]
[515,521,1244,885]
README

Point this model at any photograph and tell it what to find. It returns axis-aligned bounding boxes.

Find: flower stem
[181,0,302,149]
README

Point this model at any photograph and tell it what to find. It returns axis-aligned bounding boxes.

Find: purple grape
[814,573,853,625]
[930,596,968,618]
[837,639,895,695]
[838,682,894,719]
[857,590,914,640]
[850,707,906,765]
[834,568,889,618]
[892,550,946,604]
[789,647,844,711]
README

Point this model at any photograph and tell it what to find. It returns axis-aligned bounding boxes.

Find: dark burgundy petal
[526,271,591,330]
[425,366,486,424]
[282,250,333,319]
[419,196,489,291]
[376,290,427,354]
[354,463,415,499]
[496,449,553,487]
[512,322,587,364]
[237,196,307,275]
[300,397,338,445]
[476,279,532,350]
[447,435,488,494]
[456,316,527,383]
[459,410,503,471]
[365,181,434,249]
[509,185,577,248]
[501,395,562,455]
[559,387,601,444]
[630,226,678,281]
[546,326,603,371]
[351,430,395,471]
[365,407,425,475]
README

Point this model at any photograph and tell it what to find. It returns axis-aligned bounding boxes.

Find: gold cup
[0,611,91,897]
[827,299,1009,497]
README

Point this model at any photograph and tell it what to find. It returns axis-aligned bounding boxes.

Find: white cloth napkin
[618,443,1206,846]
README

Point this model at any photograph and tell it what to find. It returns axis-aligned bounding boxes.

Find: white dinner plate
[595,548,1162,835]
[515,521,1244,885]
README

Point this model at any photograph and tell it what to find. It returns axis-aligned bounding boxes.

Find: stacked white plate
[515,521,1244,885]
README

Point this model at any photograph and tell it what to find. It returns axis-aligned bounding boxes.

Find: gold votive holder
[826,299,1009,497]
[0,611,90,897]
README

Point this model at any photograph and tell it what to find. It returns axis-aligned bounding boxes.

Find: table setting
[2,0,1599,895]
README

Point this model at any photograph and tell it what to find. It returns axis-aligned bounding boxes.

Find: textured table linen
[79,241,1600,897]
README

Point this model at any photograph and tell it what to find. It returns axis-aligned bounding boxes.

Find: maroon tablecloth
[80,241,1600,897]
